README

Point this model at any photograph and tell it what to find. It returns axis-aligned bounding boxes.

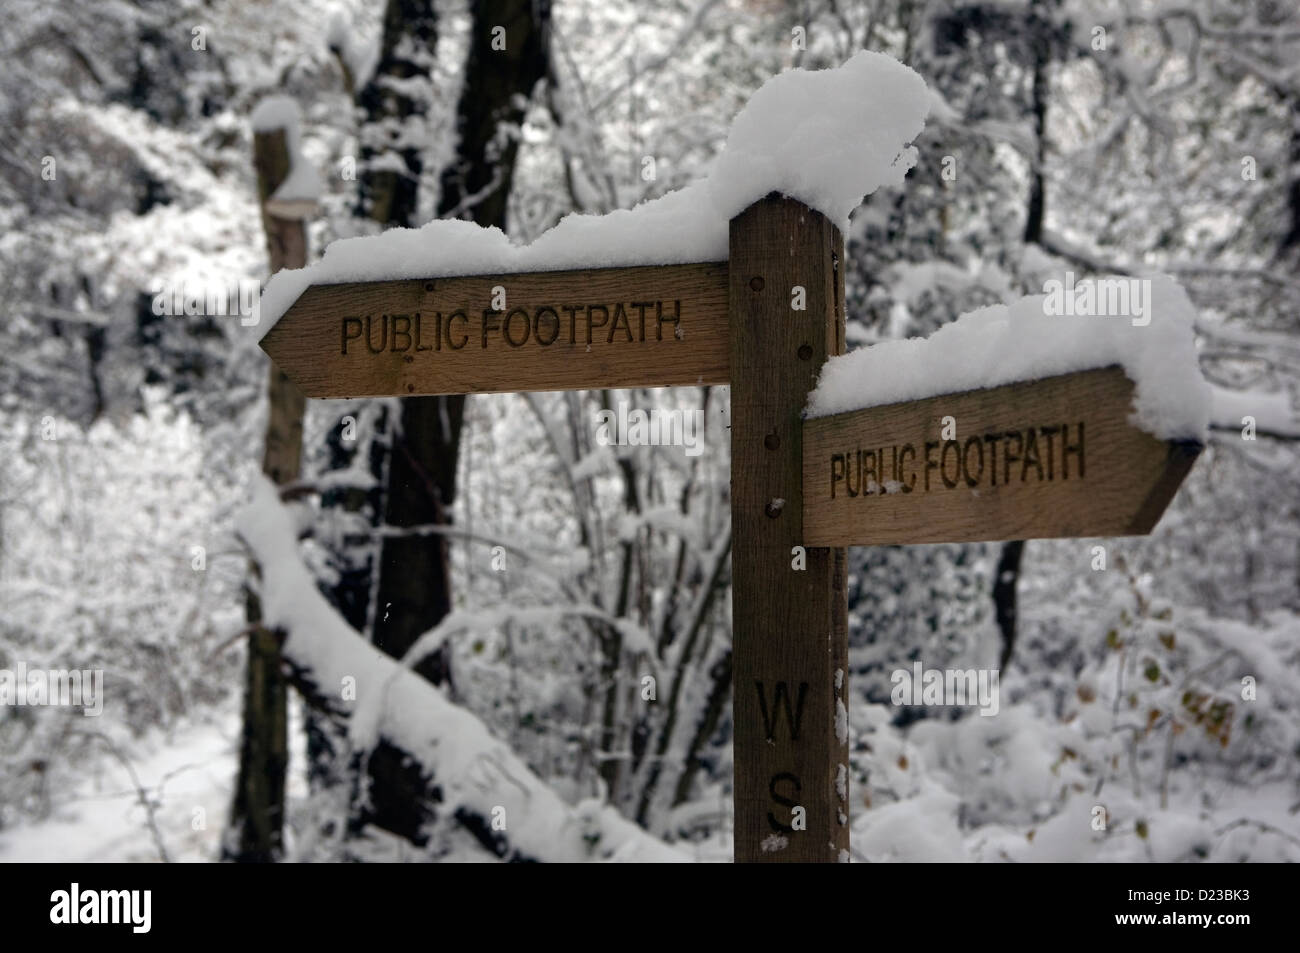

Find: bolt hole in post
[797,344,813,360]
[764,431,780,450]
[750,276,765,292]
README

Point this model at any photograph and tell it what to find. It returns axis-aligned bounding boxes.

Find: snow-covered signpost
[802,367,1202,546]
[254,52,1208,863]
[260,263,730,396]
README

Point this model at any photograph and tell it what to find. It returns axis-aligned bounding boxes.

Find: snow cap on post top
[707,50,930,228]
[250,95,322,221]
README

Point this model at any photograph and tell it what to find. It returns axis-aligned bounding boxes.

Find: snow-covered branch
[234,475,684,862]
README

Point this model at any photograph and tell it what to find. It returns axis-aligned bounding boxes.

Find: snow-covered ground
[0,710,238,863]
[0,699,308,863]
[3,677,1295,862]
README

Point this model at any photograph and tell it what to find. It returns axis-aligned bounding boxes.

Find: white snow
[1208,384,1298,438]
[806,274,1211,441]
[760,833,789,852]
[705,51,929,226]
[249,95,302,134]
[255,50,929,338]
[271,161,323,205]
[854,782,969,862]
[250,95,322,217]
[0,709,251,862]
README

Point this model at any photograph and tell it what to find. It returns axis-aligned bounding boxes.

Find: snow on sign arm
[255,51,929,398]
[800,275,1210,547]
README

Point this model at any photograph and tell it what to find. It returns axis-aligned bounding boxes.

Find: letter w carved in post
[754,681,808,741]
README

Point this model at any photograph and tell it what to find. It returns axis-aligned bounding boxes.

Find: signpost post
[260,195,1202,863]
[727,196,849,862]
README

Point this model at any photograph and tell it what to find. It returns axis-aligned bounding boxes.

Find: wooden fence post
[728,194,849,863]
[225,123,308,862]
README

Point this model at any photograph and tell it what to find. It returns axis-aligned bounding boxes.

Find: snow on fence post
[728,194,850,863]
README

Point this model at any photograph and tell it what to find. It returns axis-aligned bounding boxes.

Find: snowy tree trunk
[371,0,552,677]
[1281,98,1300,265]
[352,0,552,840]
[355,0,438,227]
[993,0,1053,670]
[305,0,443,818]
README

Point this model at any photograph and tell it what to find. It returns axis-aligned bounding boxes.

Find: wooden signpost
[802,366,1202,546]
[261,194,1201,863]
[260,262,729,397]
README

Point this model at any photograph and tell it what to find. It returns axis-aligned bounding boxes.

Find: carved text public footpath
[828,422,1085,499]
[260,263,729,397]
[340,300,687,355]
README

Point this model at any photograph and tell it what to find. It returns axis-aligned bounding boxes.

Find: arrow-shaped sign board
[259,262,730,397]
[801,365,1202,547]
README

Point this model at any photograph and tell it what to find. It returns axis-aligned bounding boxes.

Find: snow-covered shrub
[0,390,244,825]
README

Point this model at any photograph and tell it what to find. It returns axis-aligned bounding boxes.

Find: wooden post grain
[728,195,849,863]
